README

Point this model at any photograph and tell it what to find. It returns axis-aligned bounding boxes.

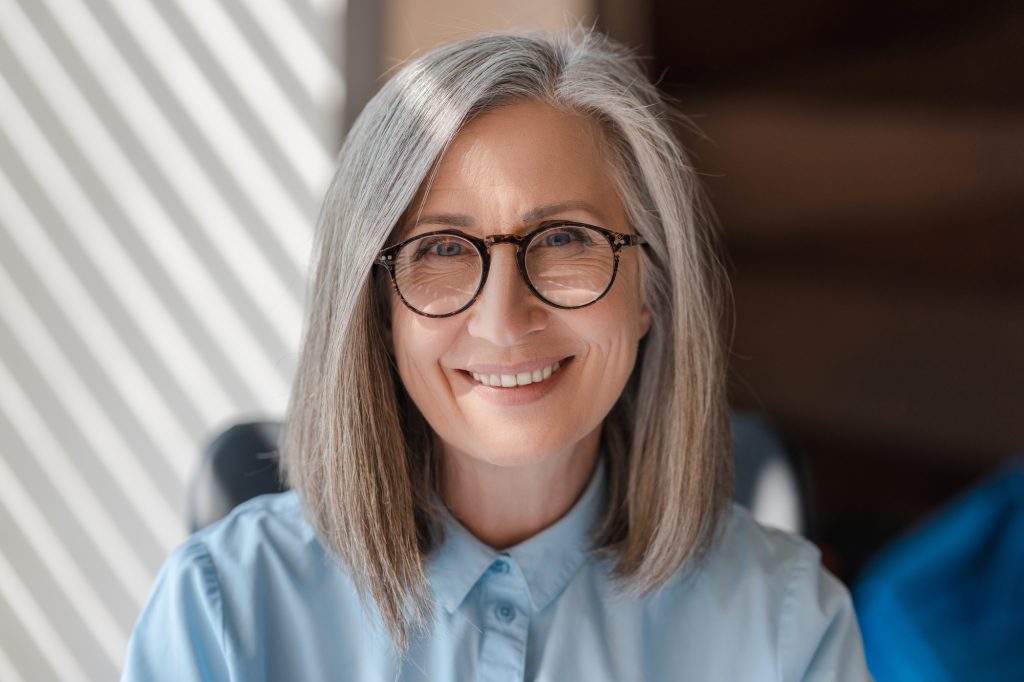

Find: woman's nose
[465,245,547,346]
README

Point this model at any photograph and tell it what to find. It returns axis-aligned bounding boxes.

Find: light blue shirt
[123,459,871,680]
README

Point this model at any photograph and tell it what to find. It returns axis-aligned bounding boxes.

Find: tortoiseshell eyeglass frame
[374,220,647,318]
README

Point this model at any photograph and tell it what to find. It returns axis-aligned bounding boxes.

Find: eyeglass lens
[392,225,616,316]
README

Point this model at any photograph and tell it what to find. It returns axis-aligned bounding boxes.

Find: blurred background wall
[0,0,1021,679]
[640,0,1024,581]
[0,0,354,678]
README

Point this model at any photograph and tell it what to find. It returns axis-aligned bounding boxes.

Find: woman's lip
[454,357,571,405]
[459,356,573,375]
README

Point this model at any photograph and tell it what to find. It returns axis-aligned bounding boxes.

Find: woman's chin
[435,423,603,473]
[433,430,569,469]
[460,443,565,469]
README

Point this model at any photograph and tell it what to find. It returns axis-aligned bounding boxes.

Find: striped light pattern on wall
[0,0,347,678]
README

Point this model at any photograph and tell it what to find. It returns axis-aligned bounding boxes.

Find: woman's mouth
[469,360,563,388]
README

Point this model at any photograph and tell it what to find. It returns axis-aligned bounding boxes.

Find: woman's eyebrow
[409,200,605,231]
[411,213,475,228]
[521,200,605,223]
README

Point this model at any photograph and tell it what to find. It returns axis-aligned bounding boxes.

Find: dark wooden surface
[608,0,1024,582]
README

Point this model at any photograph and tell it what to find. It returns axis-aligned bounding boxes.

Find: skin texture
[389,101,650,549]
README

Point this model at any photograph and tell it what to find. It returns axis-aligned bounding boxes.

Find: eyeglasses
[375,221,646,318]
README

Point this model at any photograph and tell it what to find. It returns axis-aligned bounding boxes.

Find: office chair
[188,421,284,532]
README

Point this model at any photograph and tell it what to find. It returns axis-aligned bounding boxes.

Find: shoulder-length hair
[281,29,732,650]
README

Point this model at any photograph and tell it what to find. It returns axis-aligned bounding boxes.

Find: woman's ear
[639,304,652,339]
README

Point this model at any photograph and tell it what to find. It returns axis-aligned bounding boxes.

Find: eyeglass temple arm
[614,233,646,248]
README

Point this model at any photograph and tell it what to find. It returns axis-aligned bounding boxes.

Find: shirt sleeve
[779,550,873,682]
[121,539,233,681]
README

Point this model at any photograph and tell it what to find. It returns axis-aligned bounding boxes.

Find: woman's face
[389,100,650,470]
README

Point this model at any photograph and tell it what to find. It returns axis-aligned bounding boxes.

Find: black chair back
[189,421,285,532]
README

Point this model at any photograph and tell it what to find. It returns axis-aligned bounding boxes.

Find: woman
[123,31,870,680]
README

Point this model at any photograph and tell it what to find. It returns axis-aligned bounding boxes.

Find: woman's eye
[544,230,576,247]
[432,241,463,256]
[414,238,465,260]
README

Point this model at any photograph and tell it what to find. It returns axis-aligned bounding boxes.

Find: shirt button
[491,559,510,574]
[495,603,516,624]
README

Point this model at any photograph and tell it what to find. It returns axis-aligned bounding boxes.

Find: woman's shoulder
[652,502,869,680]
[661,502,841,619]
[124,494,381,680]
[190,491,315,553]
[142,490,351,632]
[708,502,824,582]
[555,505,870,680]
[171,491,340,588]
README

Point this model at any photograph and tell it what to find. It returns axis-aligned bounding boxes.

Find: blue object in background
[854,459,1024,681]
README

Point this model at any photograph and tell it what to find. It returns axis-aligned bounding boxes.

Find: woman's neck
[437,427,602,550]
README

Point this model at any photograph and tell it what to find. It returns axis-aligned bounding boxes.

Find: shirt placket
[477,554,531,682]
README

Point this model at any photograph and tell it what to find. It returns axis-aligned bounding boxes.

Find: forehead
[404,100,624,233]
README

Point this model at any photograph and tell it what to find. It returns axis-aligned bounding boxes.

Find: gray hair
[281,29,732,651]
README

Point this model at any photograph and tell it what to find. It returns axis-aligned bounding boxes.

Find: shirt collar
[426,455,607,614]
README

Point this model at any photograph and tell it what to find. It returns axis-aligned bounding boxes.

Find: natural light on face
[388,100,650,470]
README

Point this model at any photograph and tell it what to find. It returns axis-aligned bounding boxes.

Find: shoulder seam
[776,549,814,682]
[181,537,234,665]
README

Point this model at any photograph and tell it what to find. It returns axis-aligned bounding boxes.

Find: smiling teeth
[471,361,561,388]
